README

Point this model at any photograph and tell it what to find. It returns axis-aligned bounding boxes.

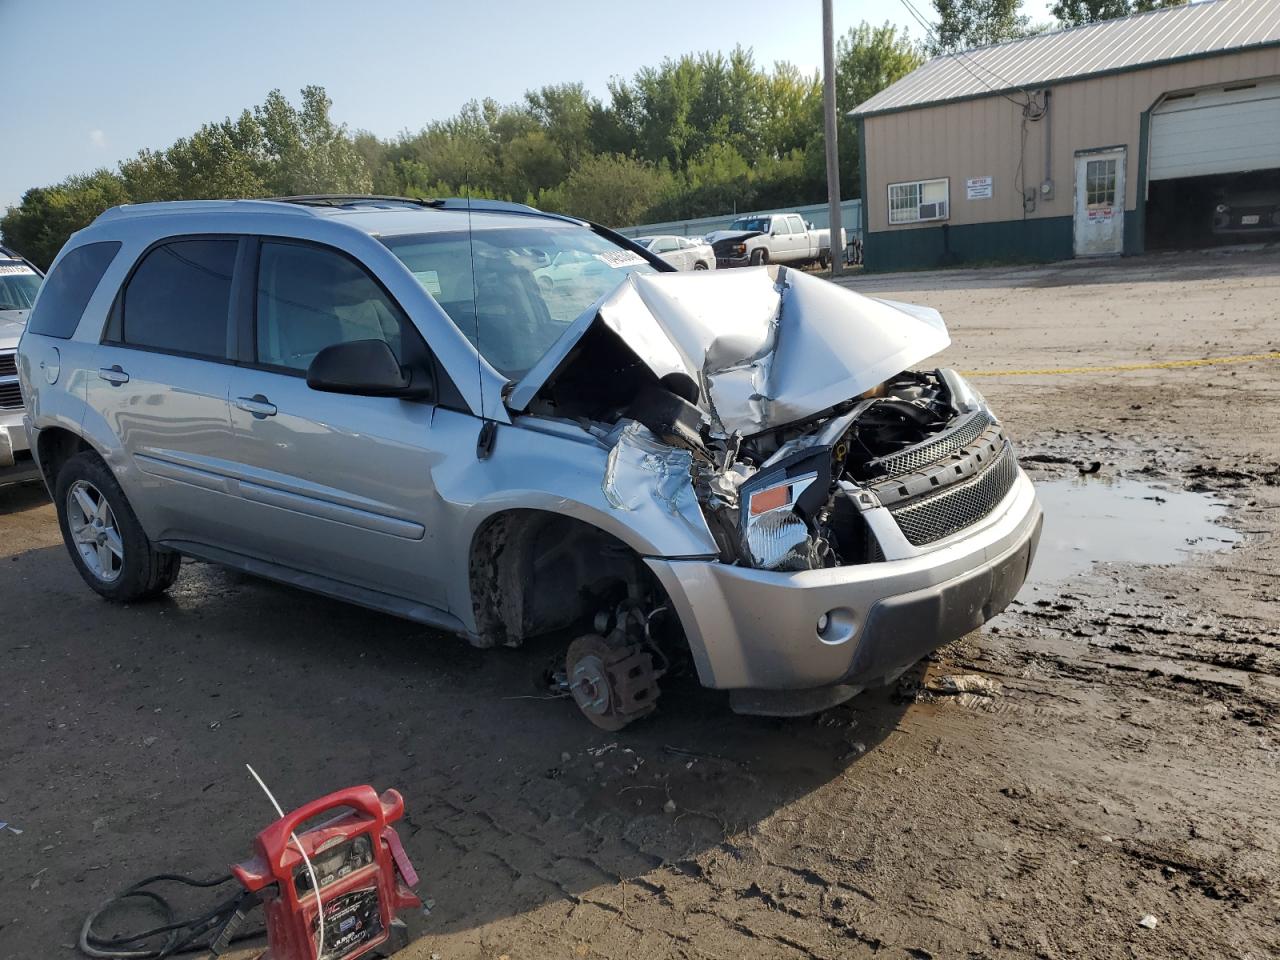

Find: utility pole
[822,0,844,276]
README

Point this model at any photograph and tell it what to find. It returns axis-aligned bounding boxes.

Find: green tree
[538,154,673,225]
[0,171,129,269]
[254,86,371,195]
[930,0,1032,53]
[836,23,925,191]
[1051,0,1185,26]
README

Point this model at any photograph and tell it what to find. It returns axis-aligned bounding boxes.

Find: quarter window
[888,178,949,224]
[1085,158,1117,207]
[255,241,406,372]
[121,239,236,358]
[27,242,121,339]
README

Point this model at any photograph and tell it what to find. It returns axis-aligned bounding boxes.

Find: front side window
[382,224,656,379]
[27,242,120,339]
[255,241,407,373]
[120,239,236,358]
[888,178,949,224]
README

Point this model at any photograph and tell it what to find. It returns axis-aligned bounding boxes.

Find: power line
[898,0,1040,112]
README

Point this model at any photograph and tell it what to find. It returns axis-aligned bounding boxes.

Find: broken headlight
[741,473,818,570]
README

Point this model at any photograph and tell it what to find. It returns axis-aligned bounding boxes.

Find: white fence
[616,199,863,243]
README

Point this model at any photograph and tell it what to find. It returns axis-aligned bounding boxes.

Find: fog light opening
[817,607,857,645]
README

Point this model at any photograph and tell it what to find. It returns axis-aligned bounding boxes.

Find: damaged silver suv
[17,196,1042,727]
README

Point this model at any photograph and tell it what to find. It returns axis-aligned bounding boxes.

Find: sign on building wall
[966,176,993,200]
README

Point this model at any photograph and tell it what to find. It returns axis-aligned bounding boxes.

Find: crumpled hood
[704,229,763,247]
[509,265,950,437]
[0,311,27,348]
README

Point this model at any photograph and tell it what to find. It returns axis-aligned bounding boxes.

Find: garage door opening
[1146,168,1280,250]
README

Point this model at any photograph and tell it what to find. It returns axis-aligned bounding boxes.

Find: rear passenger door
[223,238,452,608]
[90,237,240,546]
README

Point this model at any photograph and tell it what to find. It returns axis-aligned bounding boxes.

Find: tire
[693,261,709,270]
[749,248,769,266]
[54,451,180,602]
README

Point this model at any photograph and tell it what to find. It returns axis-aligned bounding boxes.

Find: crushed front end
[514,265,1042,717]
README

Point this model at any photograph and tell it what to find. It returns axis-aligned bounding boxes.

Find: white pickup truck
[706,212,845,269]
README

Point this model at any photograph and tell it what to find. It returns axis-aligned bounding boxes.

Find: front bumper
[0,411,31,466]
[646,469,1042,709]
[714,255,750,268]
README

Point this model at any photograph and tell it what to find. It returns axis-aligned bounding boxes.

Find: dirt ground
[2,247,1278,959]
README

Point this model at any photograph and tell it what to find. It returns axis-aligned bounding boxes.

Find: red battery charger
[231,785,421,960]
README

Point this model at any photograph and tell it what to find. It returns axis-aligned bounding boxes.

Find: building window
[1085,158,1117,207]
[888,178,949,224]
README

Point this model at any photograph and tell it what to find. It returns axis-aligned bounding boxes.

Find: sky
[0,0,1053,210]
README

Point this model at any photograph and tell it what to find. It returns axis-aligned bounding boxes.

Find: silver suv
[1,244,43,481]
[17,196,1042,728]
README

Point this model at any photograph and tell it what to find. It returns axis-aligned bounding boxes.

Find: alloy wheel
[66,479,124,582]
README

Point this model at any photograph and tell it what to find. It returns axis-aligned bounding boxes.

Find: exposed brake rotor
[565,633,662,731]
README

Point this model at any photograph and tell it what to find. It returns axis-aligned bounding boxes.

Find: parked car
[634,235,716,271]
[0,244,43,483]
[1211,181,1280,237]
[18,196,1041,728]
[705,212,845,268]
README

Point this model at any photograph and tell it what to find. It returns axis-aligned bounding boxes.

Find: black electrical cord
[78,873,265,959]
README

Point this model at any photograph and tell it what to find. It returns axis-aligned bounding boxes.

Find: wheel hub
[564,634,662,731]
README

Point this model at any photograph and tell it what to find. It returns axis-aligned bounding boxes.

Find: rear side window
[27,242,120,339]
[120,239,237,359]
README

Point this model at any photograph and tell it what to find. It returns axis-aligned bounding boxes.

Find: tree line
[2,23,921,269]
[3,1,1183,269]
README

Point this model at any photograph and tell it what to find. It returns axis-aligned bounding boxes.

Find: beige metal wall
[862,47,1280,232]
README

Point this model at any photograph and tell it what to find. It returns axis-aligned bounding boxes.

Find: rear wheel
[54,452,180,602]
[693,261,709,270]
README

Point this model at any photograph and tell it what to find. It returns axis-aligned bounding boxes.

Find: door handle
[235,394,277,418]
[98,365,130,385]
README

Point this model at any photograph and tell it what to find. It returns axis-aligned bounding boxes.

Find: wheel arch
[465,508,670,648]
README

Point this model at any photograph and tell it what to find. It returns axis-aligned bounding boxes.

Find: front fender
[433,416,719,631]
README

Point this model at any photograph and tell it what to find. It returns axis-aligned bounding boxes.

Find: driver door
[224,238,451,608]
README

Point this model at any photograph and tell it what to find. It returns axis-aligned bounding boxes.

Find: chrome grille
[0,352,15,378]
[0,381,23,410]
[889,442,1018,546]
[869,409,996,479]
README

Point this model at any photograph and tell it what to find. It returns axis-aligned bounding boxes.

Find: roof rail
[433,197,585,226]
[93,199,319,223]
[269,194,445,209]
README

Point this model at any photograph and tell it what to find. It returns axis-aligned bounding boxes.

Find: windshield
[728,217,769,233]
[382,224,655,379]
[634,238,654,249]
[0,265,42,311]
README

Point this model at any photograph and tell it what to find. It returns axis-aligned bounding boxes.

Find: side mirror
[306,339,432,399]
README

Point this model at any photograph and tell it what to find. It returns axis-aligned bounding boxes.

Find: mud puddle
[1025,477,1240,589]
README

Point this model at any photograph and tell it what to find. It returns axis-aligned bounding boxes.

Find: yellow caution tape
[963,351,1280,378]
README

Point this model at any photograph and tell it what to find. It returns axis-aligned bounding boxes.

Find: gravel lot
[2,247,1278,959]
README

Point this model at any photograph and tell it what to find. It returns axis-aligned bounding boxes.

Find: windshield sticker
[0,264,36,276]
[413,269,441,295]
[593,250,647,269]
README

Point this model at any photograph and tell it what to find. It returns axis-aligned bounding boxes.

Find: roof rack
[268,195,445,208]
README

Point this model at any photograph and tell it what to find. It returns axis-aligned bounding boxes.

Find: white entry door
[1073,148,1126,257]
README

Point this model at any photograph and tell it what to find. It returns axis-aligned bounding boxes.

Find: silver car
[17,196,1041,728]
[0,245,43,482]
[634,235,715,271]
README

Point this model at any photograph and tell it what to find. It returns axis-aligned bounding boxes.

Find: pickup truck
[706,213,845,269]
[0,244,42,483]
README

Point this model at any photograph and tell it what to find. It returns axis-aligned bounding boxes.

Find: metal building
[850,0,1280,271]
